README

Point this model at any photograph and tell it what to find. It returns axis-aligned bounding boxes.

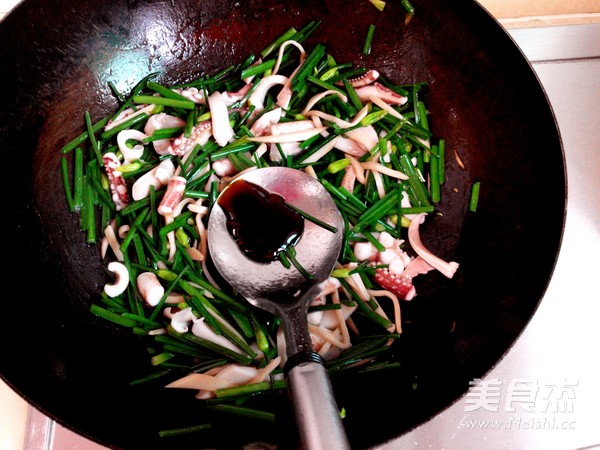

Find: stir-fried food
[60,21,458,431]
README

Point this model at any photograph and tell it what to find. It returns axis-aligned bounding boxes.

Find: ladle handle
[286,354,351,450]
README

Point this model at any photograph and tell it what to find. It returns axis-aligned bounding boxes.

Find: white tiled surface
[1,0,599,449]
[0,382,27,450]
[0,0,16,20]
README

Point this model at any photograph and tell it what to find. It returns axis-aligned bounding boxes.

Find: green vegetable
[401,0,416,23]
[60,22,457,434]
[368,0,386,12]
[470,181,481,212]
[363,24,376,55]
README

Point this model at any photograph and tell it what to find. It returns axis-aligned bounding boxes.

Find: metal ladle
[207,167,350,450]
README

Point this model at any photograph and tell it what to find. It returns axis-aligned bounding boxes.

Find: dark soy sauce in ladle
[217,179,304,263]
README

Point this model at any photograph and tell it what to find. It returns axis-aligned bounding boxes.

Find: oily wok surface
[0,0,565,448]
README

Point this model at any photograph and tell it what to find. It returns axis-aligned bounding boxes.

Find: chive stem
[158,423,213,437]
[469,181,481,212]
[363,24,376,55]
[284,203,338,233]
[132,95,196,110]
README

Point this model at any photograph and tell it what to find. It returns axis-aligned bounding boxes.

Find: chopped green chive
[469,181,481,212]
[158,423,213,437]
[368,0,386,12]
[363,24,376,55]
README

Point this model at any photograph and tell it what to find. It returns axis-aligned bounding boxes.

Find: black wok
[0,0,565,448]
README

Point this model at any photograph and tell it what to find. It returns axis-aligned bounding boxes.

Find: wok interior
[0,0,565,448]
